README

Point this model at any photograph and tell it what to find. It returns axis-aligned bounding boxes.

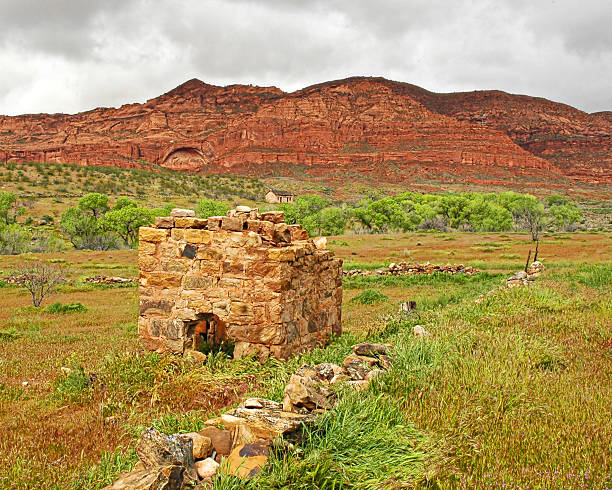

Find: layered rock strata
[2,77,608,190]
[138,207,343,361]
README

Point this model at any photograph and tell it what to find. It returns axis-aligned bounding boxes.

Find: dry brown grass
[0,231,610,488]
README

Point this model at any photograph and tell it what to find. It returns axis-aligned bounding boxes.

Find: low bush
[45,302,88,314]
[351,289,389,304]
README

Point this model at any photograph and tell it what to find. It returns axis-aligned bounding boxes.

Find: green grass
[45,302,88,314]
[573,263,612,288]
[351,289,389,304]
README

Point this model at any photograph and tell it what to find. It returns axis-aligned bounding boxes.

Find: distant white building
[265,189,295,204]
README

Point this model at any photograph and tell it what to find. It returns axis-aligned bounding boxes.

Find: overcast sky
[1,0,611,116]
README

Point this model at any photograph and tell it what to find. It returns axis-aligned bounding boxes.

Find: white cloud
[0,0,610,115]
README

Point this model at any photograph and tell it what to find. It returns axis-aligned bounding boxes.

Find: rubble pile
[344,262,479,278]
[105,342,393,489]
[83,276,137,284]
[506,261,545,288]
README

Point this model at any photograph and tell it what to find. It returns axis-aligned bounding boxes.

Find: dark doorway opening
[185,313,233,356]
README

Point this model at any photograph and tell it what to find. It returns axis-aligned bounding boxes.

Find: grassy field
[0,231,610,488]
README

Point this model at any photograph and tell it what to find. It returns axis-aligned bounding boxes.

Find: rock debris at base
[476,261,546,303]
[83,275,137,284]
[104,342,394,489]
[343,262,479,277]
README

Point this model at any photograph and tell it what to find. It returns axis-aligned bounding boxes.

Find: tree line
[278,191,583,240]
[0,189,584,254]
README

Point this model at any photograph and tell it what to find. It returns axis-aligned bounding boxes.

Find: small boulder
[181,432,212,460]
[235,205,252,213]
[312,236,327,250]
[198,427,232,460]
[135,428,197,481]
[413,325,430,336]
[283,374,333,411]
[225,442,270,479]
[352,343,392,356]
[195,457,219,481]
[103,465,184,490]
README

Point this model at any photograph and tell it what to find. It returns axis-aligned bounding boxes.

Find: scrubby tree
[548,203,582,231]
[17,261,67,307]
[0,191,22,225]
[196,198,230,218]
[105,199,153,248]
[507,195,547,241]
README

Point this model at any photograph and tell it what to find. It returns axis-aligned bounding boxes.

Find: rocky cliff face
[0,77,609,189]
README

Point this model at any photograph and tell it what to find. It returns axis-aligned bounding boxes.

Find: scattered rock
[226,442,270,479]
[352,342,392,356]
[60,366,72,375]
[21,381,29,387]
[84,275,137,284]
[413,325,430,336]
[344,262,478,278]
[135,428,197,482]
[181,432,212,460]
[240,397,283,410]
[199,427,232,461]
[366,369,385,382]
[283,374,333,411]
[103,465,184,490]
[348,380,370,391]
[195,458,219,481]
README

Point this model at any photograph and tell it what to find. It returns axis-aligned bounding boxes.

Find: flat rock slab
[103,465,184,490]
[225,442,270,479]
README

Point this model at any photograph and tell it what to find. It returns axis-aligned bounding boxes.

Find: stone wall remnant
[138,207,343,361]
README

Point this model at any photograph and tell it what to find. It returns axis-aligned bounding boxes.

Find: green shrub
[53,366,93,403]
[351,289,389,305]
[45,302,88,314]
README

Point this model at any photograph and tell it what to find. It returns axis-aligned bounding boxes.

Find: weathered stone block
[140,271,182,288]
[268,248,296,262]
[139,227,169,242]
[174,217,208,228]
[261,211,285,223]
[184,229,213,244]
[221,216,244,231]
[182,274,216,290]
[155,216,174,228]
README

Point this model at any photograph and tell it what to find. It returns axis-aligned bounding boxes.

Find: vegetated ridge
[1,76,610,191]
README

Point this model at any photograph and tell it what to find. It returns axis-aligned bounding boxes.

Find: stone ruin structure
[137,207,343,361]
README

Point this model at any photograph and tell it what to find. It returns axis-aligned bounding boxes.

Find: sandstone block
[139,227,168,242]
[184,229,212,244]
[198,427,232,459]
[139,241,157,255]
[181,432,213,459]
[182,274,216,290]
[221,216,245,231]
[268,248,296,262]
[207,216,223,231]
[225,443,269,479]
[195,458,219,481]
[261,211,285,223]
[174,217,208,228]
[135,428,197,480]
[196,246,223,260]
[155,216,174,228]
[170,208,195,217]
[140,272,182,288]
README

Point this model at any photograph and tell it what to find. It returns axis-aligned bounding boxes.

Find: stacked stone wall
[138,207,342,361]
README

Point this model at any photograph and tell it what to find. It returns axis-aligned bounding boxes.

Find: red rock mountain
[1,77,610,190]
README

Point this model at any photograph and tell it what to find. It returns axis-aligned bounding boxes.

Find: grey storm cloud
[0,0,610,115]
